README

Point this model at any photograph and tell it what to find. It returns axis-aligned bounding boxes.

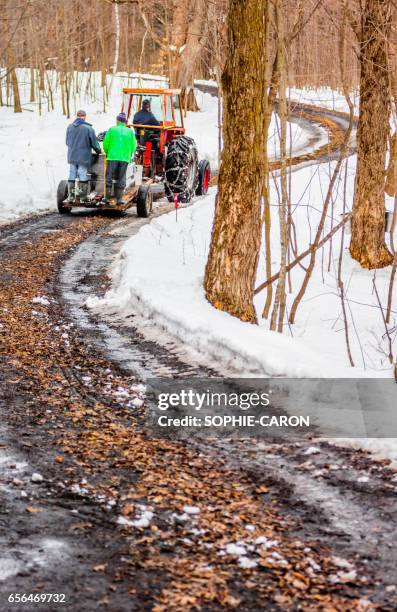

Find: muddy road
[0,103,396,612]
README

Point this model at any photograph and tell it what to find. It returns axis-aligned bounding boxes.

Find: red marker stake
[174,193,179,222]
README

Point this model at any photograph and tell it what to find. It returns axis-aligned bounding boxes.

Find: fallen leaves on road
[0,216,373,611]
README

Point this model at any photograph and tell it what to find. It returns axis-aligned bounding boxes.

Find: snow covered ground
[0,70,323,224]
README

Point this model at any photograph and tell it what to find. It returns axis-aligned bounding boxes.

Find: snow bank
[89,87,396,380]
[88,190,365,378]
[88,184,397,461]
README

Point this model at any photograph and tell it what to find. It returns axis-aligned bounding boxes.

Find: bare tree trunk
[337,2,355,367]
[39,65,45,91]
[350,0,393,269]
[60,71,66,116]
[217,74,223,166]
[7,44,22,113]
[386,194,397,323]
[262,0,273,320]
[100,24,107,88]
[138,28,148,77]
[271,1,288,333]
[6,69,10,106]
[204,0,267,324]
[29,67,35,102]
[108,1,120,96]
[168,0,207,111]
[137,0,207,111]
[65,72,70,119]
[10,67,22,113]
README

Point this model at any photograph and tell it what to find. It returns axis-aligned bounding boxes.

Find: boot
[67,181,75,202]
[115,187,125,205]
[103,184,113,204]
[78,181,89,203]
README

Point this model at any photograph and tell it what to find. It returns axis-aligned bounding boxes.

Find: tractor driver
[133,99,160,145]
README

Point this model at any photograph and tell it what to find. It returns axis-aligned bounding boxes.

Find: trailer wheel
[165,136,198,203]
[136,185,153,218]
[57,180,71,214]
[196,160,211,196]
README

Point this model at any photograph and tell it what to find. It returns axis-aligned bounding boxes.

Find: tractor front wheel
[196,160,211,196]
[165,136,198,204]
[136,185,153,218]
[57,180,71,214]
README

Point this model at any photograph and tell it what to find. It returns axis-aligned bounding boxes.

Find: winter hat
[116,112,127,123]
[77,109,86,118]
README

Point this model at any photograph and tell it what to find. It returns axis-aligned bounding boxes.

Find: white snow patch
[32,296,50,306]
[331,555,354,571]
[0,558,21,581]
[70,483,89,496]
[304,446,321,456]
[222,540,262,570]
[183,505,200,515]
[32,538,69,567]
[307,557,321,572]
[130,397,144,408]
[117,507,154,529]
[238,557,258,569]
[225,543,247,556]
[329,569,358,584]
[132,511,153,528]
[255,536,279,549]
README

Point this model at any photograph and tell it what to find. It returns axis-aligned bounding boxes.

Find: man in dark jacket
[133,99,160,144]
[66,110,101,202]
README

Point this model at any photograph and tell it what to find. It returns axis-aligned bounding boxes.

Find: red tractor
[57,88,211,217]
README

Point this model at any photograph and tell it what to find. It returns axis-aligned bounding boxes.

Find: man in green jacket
[103,112,137,204]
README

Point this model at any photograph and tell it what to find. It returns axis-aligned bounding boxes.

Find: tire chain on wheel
[165,135,199,203]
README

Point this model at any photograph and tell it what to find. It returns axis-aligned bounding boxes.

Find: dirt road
[0,103,396,611]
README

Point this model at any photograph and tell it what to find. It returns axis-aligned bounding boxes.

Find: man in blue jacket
[66,110,101,202]
[133,99,160,144]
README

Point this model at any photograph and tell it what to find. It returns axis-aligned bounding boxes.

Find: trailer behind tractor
[58,88,211,217]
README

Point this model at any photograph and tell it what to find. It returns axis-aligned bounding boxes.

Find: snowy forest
[1,0,397,610]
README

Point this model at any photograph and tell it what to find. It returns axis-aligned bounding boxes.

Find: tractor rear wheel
[165,136,198,203]
[136,185,153,218]
[196,160,211,196]
[57,180,71,214]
